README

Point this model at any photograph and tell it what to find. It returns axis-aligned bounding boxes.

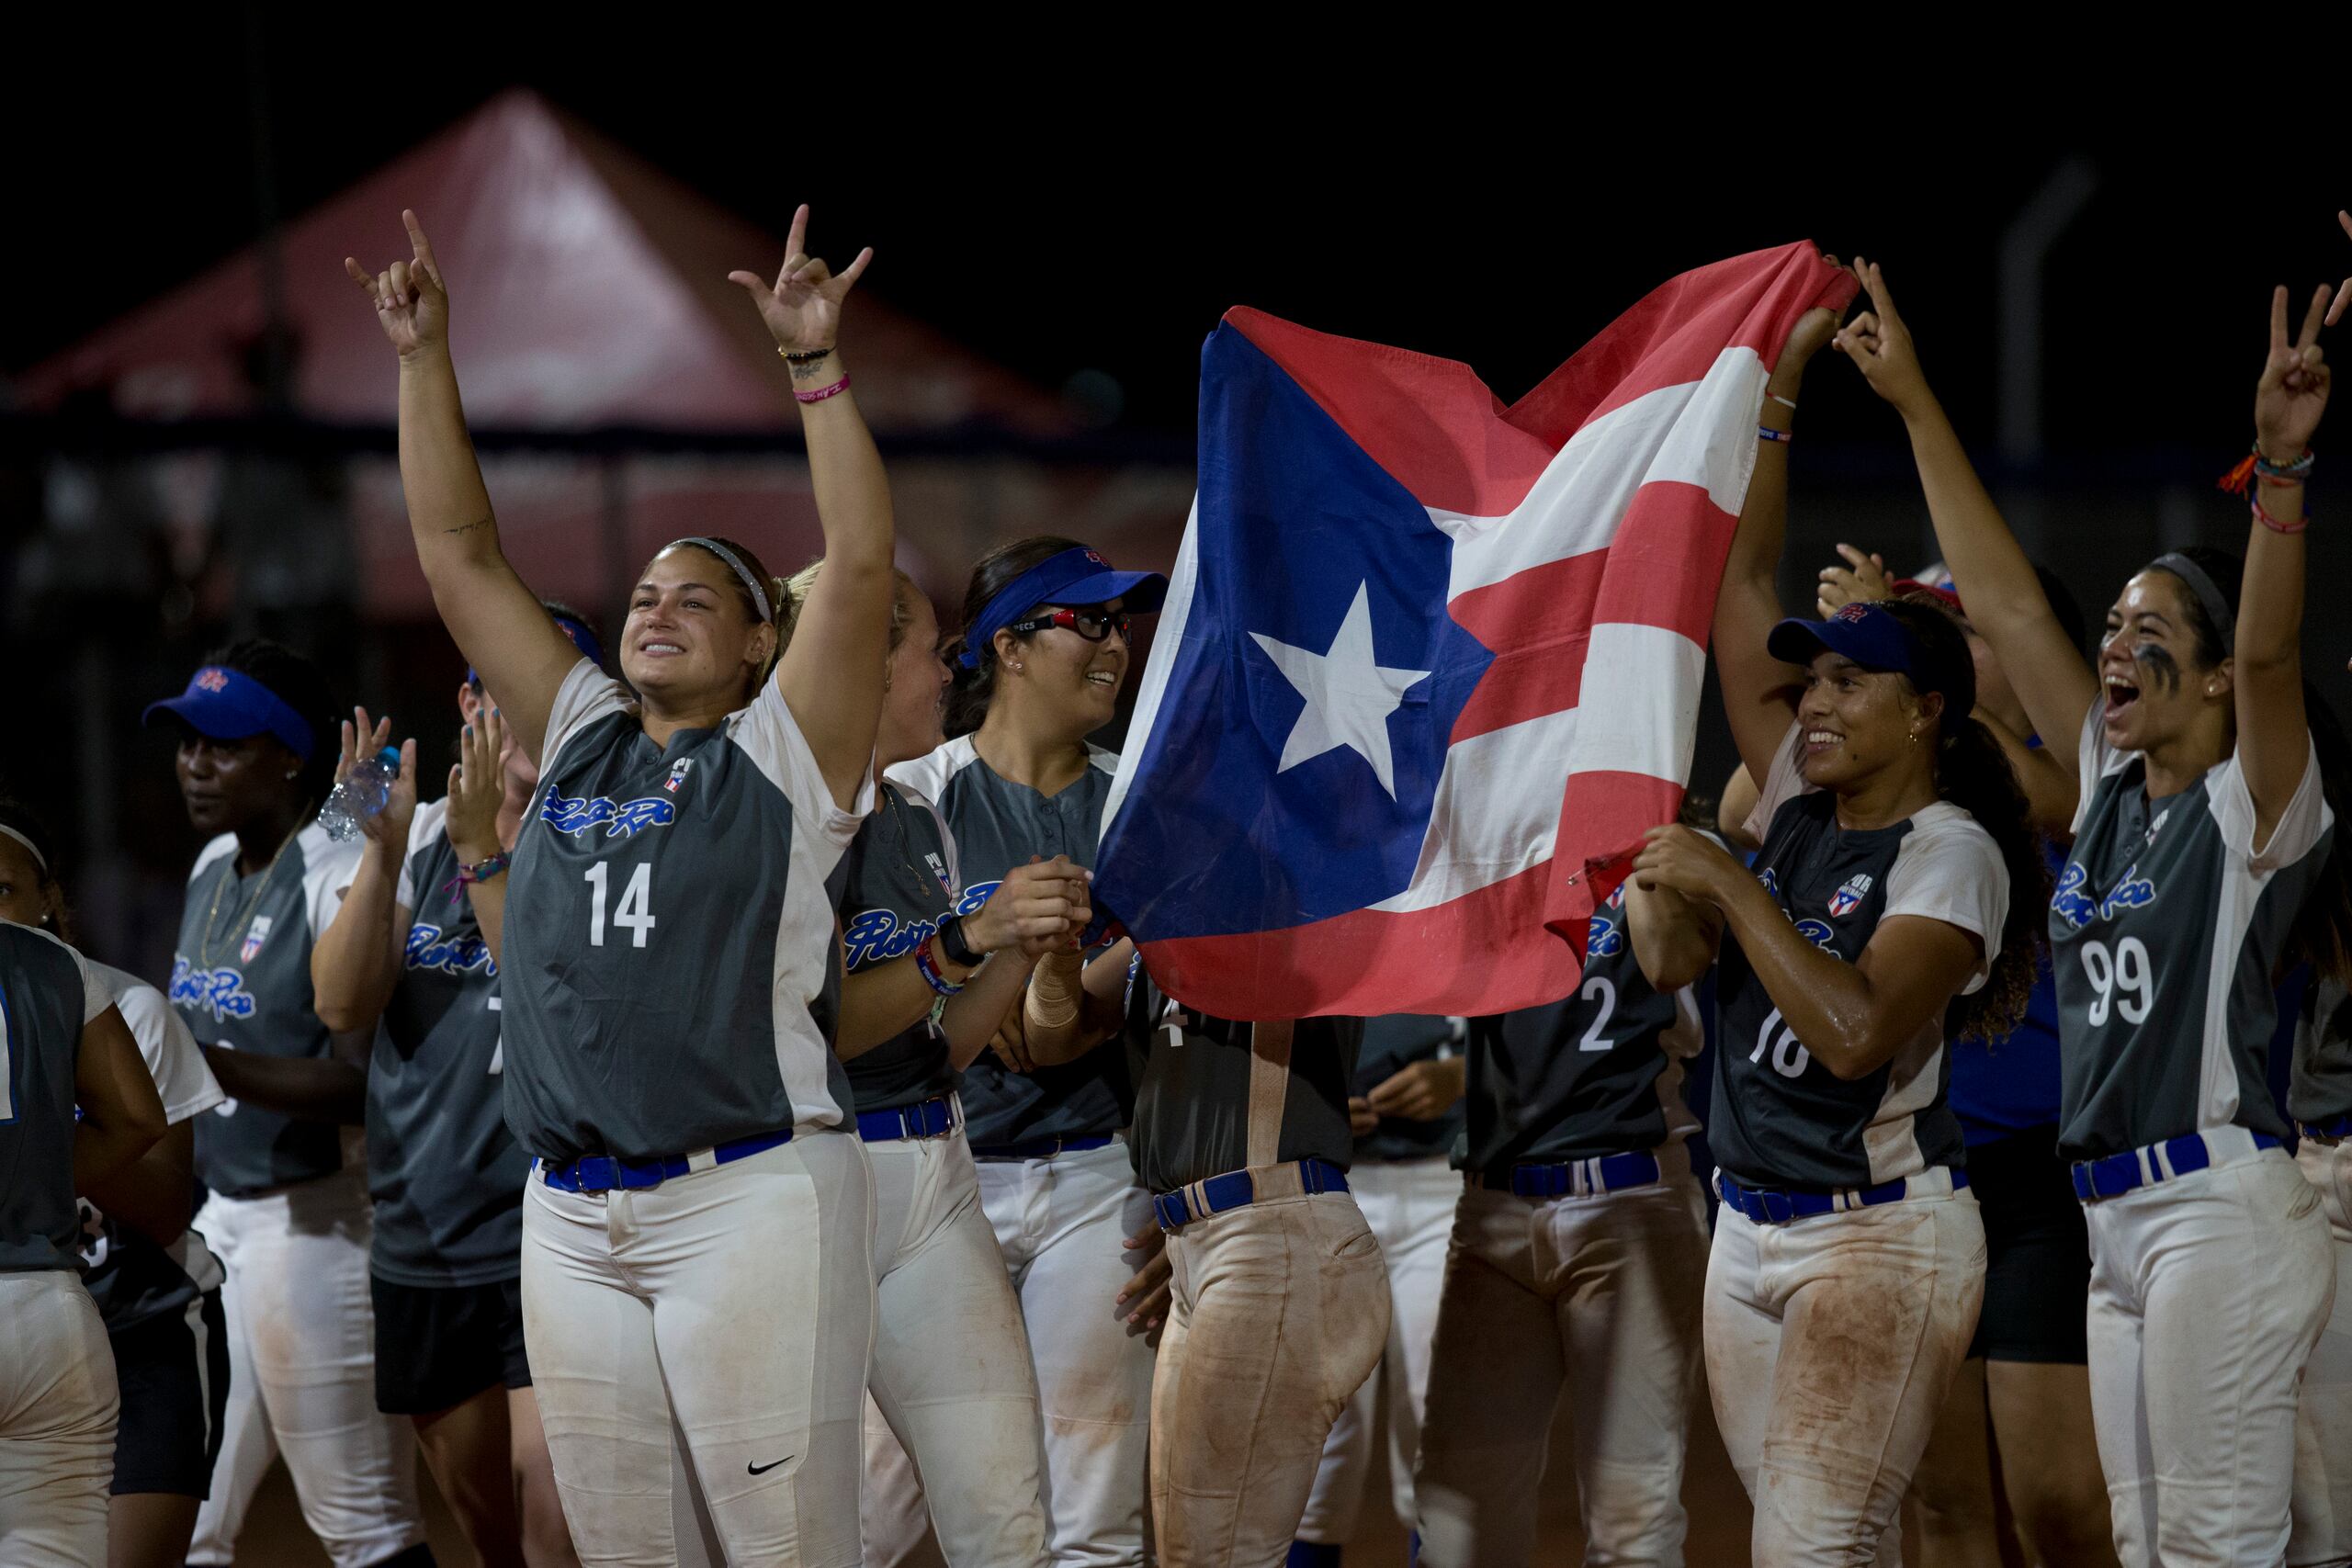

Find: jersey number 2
[583,863,657,949]
[2078,936,2152,1027]
[1577,976,1617,1052]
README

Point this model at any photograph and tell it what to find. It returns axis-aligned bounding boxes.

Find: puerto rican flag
[1095,244,1854,1019]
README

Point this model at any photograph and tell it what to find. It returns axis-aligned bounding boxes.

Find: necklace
[196,823,302,966]
[880,785,952,915]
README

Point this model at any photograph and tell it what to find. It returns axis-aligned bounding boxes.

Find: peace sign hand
[2256,283,2334,464]
[344,210,448,359]
[726,204,874,357]
[1833,258,1936,420]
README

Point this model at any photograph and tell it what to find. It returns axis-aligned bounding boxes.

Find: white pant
[2083,1139,2335,1568]
[1415,1150,1710,1568]
[968,1138,1156,1568]
[1707,1179,1984,1568]
[0,1271,117,1568]
[2295,1134,2352,1567]
[1295,1156,1457,1546]
[861,1125,1050,1567]
[523,1129,876,1568]
[186,1166,428,1568]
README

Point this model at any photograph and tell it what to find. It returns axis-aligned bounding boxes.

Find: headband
[669,537,774,625]
[0,823,46,874]
[2148,552,2236,650]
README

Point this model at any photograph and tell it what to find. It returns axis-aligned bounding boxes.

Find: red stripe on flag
[1544,770,1688,934]
[1225,248,1855,517]
[1446,482,1737,743]
[1138,863,1587,1021]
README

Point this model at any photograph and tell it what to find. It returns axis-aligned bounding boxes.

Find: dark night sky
[12,25,2348,455]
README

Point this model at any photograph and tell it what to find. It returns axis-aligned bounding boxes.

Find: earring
[1010,662,1025,674]
[285,770,300,780]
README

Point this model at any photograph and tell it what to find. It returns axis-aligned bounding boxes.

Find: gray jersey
[79,963,226,1329]
[170,822,361,1196]
[501,661,866,1165]
[2055,711,2333,1158]
[888,736,1133,1146]
[1351,1015,1466,1162]
[1465,876,1704,1179]
[1713,728,2007,1190]
[1,921,109,1273]
[2293,976,2352,1125]
[835,784,962,1113]
[1125,969,1359,1192]
[367,800,529,1286]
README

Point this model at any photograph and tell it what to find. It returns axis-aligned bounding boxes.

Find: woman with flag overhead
[1833,259,2346,1568]
[348,202,893,1566]
[880,534,1168,1568]
[1628,292,2046,1567]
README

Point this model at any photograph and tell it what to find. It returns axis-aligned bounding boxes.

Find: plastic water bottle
[320,745,402,841]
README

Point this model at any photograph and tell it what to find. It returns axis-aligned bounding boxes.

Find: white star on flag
[1250,581,1432,800]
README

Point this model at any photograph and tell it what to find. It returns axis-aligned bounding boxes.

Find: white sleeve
[394,799,450,912]
[1741,722,1812,842]
[1882,815,2010,995]
[2210,738,2334,872]
[301,829,365,942]
[731,679,876,850]
[107,975,225,1124]
[539,659,633,780]
[68,946,110,1023]
[2070,703,2128,836]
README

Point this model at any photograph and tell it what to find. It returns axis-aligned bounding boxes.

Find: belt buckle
[571,1155,617,1193]
[1758,1189,1796,1225]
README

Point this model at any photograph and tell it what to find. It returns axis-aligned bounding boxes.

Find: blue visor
[959,546,1170,671]
[1767,601,1975,714]
[142,666,317,761]
[469,613,605,689]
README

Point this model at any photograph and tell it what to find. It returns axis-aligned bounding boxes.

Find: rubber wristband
[1758,424,1793,444]
[914,939,966,997]
[2253,494,2310,536]
[795,375,851,405]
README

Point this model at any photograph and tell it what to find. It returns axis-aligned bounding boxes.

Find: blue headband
[470,614,605,688]
[142,665,317,761]
[957,547,1170,671]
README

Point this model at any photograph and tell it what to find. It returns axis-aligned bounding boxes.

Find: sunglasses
[1005,607,1131,644]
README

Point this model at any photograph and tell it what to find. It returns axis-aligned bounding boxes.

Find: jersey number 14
[583,863,657,948]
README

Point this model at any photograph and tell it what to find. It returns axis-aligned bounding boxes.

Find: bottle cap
[375,745,403,768]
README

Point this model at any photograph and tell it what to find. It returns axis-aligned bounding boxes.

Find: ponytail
[1933,715,2051,1041]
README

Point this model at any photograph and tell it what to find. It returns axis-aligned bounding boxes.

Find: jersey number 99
[2078,936,2152,1028]
[584,863,657,949]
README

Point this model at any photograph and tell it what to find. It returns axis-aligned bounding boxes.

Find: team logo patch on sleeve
[1827,873,1873,918]
[540,794,678,839]
[239,914,274,964]
[664,759,694,795]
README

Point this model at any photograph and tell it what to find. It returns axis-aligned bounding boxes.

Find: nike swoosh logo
[747,1456,793,1476]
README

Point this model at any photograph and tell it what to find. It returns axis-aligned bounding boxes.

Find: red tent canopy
[22,88,1067,436]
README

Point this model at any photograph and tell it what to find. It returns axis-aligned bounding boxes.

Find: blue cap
[469,613,605,689]
[959,546,1169,671]
[1766,600,1975,716]
[143,665,318,761]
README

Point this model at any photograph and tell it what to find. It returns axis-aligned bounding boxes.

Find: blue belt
[855,1095,957,1143]
[2072,1131,2282,1201]
[1496,1150,1662,1199]
[1153,1158,1350,1234]
[1718,1168,1967,1227]
[968,1134,1115,1161]
[2299,1112,2352,1142]
[537,1128,795,1194]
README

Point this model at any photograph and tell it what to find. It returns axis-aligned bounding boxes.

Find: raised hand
[1834,258,1936,418]
[336,706,416,849]
[2256,283,2335,462]
[1816,545,1893,618]
[2329,210,2351,328]
[345,211,448,358]
[446,705,507,863]
[726,204,874,357]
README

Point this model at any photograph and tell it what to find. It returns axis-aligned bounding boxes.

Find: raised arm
[311,711,417,1032]
[1716,303,1841,783]
[443,707,511,966]
[74,1005,169,1195]
[1835,261,2098,755]
[347,214,579,761]
[2237,283,2334,844]
[729,207,895,809]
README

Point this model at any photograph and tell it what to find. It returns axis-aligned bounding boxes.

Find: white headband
[670,537,774,625]
[0,823,47,874]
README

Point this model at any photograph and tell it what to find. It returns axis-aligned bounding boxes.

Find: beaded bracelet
[795,374,852,405]
[778,345,836,364]
[1758,424,1793,445]
[914,938,967,997]
[2252,493,2311,536]
[2222,443,2315,494]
